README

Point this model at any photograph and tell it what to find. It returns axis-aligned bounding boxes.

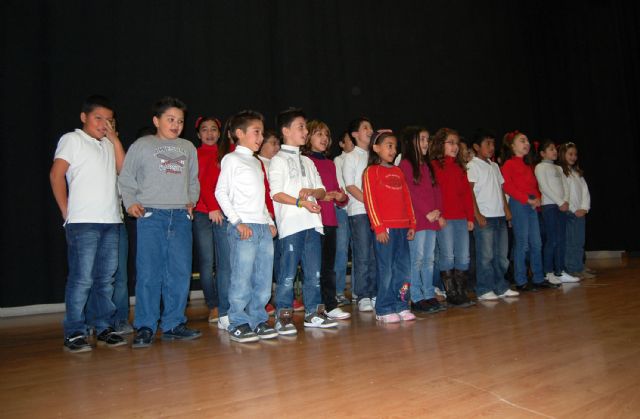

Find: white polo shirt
[53,129,121,224]
[466,156,505,217]
[342,146,368,216]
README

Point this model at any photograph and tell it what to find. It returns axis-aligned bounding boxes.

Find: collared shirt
[342,146,369,216]
[467,157,506,217]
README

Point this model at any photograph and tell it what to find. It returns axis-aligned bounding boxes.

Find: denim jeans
[134,209,192,333]
[193,211,231,315]
[541,205,567,275]
[349,214,377,300]
[275,228,322,315]
[408,229,437,302]
[334,207,351,296]
[509,200,544,285]
[63,223,119,337]
[437,219,470,271]
[474,217,510,295]
[565,213,586,272]
[321,226,338,311]
[227,223,273,330]
[374,228,411,315]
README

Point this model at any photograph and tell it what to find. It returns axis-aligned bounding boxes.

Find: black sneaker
[534,279,561,289]
[229,324,260,343]
[64,332,92,353]
[162,323,202,341]
[424,298,446,313]
[253,322,278,340]
[515,283,538,292]
[97,327,127,347]
[132,327,154,349]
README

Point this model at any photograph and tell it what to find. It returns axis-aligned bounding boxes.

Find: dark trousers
[320,226,338,311]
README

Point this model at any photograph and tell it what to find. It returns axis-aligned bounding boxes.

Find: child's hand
[376,231,389,244]
[127,203,145,218]
[438,217,447,228]
[236,223,253,240]
[270,225,278,238]
[186,202,194,220]
[476,214,487,228]
[575,209,587,217]
[105,119,120,143]
[505,206,513,222]
[299,188,314,200]
[209,210,224,225]
[426,209,440,222]
[467,221,475,231]
[559,202,569,212]
[301,200,322,213]
[528,197,541,208]
[321,191,336,202]
[407,229,415,241]
[333,189,347,202]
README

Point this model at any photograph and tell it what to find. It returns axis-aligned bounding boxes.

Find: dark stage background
[2,1,639,307]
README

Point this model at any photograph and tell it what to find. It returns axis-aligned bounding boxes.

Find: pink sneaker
[375,313,401,323]
[398,310,416,321]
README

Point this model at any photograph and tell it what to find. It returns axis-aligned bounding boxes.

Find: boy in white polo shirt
[467,129,519,301]
[50,95,127,352]
[269,108,338,335]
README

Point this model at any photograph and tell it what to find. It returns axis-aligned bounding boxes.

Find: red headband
[505,130,520,144]
[195,116,222,131]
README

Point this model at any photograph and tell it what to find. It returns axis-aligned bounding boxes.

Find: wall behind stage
[2,1,638,307]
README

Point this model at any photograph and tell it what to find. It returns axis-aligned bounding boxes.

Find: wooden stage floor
[1,258,639,418]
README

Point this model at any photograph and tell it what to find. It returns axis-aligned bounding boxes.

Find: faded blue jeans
[408,229,437,302]
[437,219,470,271]
[373,228,411,315]
[541,205,567,275]
[565,213,586,273]
[227,223,273,330]
[349,214,377,300]
[334,207,351,296]
[474,217,510,295]
[509,200,544,285]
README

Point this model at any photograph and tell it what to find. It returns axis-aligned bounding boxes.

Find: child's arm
[535,164,566,208]
[187,146,200,217]
[118,142,145,218]
[214,155,241,226]
[468,182,486,228]
[343,154,364,203]
[105,119,125,174]
[269,156,320,213]
[49,159,70,220]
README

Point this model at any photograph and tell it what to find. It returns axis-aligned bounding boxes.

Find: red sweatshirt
[195,144,221,214]
[431,156,474,222]
[500,156,541,205]
[363,164,416,234]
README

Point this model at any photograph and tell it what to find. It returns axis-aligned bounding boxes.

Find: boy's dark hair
[429,127,467,171]
[276,107,306,139]
[152,96,187,118]
[136,126,156,139]
[258,129,280,153]
[472,129,496,146]
[367,131,396,166]
[328,130,349,159]
[218,110,264,163]
[400,126,435,185]
[81,95,113,114]
[347,116,372,144]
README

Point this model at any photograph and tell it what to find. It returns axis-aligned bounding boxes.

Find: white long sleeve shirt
[567,170,591,213]
[333,151,349,189]
[535,160,569,206]
[215,146,274,226]
[342,146,368,216]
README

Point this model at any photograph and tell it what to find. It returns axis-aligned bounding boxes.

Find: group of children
[51,95,592,352]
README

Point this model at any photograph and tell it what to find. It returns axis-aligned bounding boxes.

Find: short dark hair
[228,110,264,144]
[472,128,496,146]
[347,116,371,142]
[81,95,113,114]
[152,96,187,118]
[276,107,306,138]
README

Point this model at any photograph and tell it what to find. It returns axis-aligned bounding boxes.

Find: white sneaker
[326,307,351,320]
[545,272,562,285]
[478,291,499,301]
[358,298,374,312]
[217,315,230,330]
[497,289,520,298]
[558,271,580,283]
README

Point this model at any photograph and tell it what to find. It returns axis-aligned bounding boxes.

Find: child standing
[535,141,580,284]
[430,128,475,307]
[50,95,127,352]
[304,120,351,320]
[558,142,592,278]
[500,131,559,291]
[118,97,201,348]
[269,108,337,335]
[398,127,445,314]
[363,131,416,323]
[215,110,278,342]
[342,117,377,312]
[467,130,519,301]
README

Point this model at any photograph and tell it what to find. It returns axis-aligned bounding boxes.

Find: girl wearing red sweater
[192,116,232,326]
[363,131,416,323]
[500,131,558,291]
[430,128,475,307]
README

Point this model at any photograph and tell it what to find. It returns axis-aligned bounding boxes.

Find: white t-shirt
[333,151,348,189]
[466,157,505,217]
[269,145,324,239]
[53,129,121,224]
[342,146,368,216]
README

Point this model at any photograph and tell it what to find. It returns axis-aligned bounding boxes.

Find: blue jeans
[349,214,376,300]
[509,200,544,285]
[334,207,351,295]
[374,228,411,315]
[541,205,567,275]
[193,211,231,315]
[275,228,322,315]
[63,223,119,337]
[565,213,586,272]
[474,217,510,295]
[134,209,192,333]
[437,219,470,271]
[227,223,273,330]
[408,229,437,302]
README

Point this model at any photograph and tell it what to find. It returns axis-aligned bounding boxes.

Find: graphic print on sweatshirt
[155,145,187,175]
[382,172,404,191]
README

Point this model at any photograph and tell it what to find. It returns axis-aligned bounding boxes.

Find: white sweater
[566,170,591,213]
[535,160,569,206]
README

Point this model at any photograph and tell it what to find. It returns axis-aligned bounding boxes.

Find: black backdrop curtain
[2,1,638,307]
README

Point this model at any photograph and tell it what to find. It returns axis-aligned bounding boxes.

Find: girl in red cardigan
[429,128,475,307]
[363,131,416,323]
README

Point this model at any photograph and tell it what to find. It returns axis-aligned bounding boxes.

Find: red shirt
[258,159,275,218]
[363,164,416,234]
[501,156,541,204]
[431,156,474,222]
[195,143,236,214]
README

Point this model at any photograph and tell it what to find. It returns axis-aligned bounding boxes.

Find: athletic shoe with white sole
[545,272,562,285]
[497,289,520,298]
[557,271,580,283]
[304,305,338,328]
[477,291,499,301]
[358,298,374,312]
[326,307,351,320]
[398,310,416,321]
[376,313,401,323]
